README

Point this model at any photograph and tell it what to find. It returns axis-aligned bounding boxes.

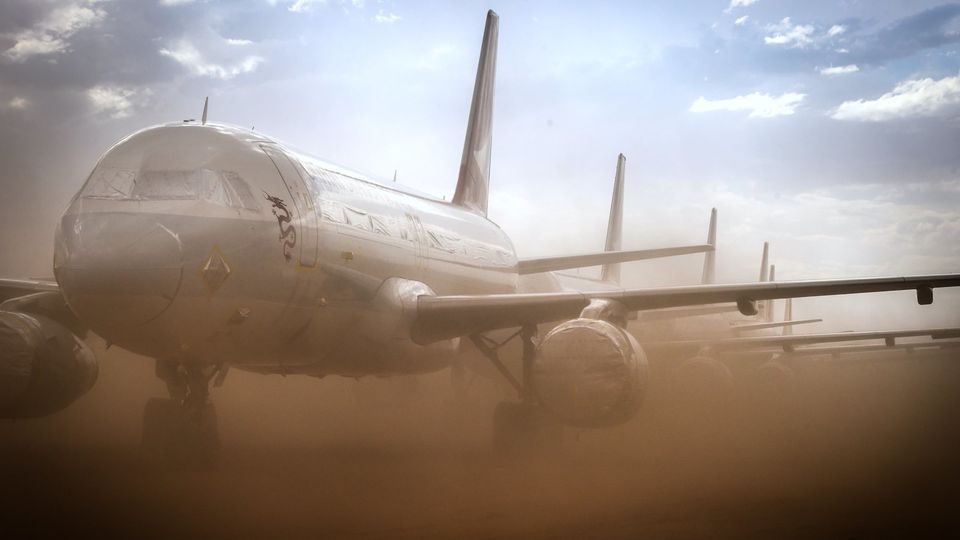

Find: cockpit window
[81,167,259,210]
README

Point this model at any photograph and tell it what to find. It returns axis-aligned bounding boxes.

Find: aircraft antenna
[201,96,209,125]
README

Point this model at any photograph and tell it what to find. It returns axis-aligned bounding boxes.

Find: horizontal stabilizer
[518,244,714,275]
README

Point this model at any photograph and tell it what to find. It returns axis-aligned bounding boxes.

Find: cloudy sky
[2,0,959,329]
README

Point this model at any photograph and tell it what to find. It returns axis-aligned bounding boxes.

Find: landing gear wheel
[492,401,562,453]
[142,398,220,468]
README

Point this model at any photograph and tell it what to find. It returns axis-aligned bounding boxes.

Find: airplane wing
[729,318,823,333]
[410,273,960,345]
[0,278,59,303]
[643,327,960,353]
[635,304,741,320]
[517,244,713,275]
[755,340,960,359]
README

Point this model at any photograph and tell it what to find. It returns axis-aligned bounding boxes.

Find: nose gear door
[260,144,319,268]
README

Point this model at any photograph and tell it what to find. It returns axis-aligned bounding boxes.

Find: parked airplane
[1,10,959,463]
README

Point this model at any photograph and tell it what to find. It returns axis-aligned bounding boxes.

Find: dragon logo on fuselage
[264,192,297,262]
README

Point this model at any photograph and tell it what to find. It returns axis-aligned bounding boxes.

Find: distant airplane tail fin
[452,10,498,216]
[782,297,793,336]
[757,243,771,321]
[701,208,717,285]
[765,262,776,322]
[600,154,626,284]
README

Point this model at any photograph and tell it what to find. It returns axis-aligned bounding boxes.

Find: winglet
[452,10,498,216]
[600,153,626,284]
[701,208,717,285]
[201,96,209,125]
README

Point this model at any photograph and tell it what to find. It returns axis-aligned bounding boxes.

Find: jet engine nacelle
[532,318,648,428]
[0,311,98,418]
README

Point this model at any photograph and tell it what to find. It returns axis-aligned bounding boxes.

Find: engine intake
[0,311,98,418]
[532,318,648,428]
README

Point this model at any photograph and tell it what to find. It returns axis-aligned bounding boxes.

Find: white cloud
[724,0,758,13]
[7,97,28,110]
[819,64,859,76]
[225,38,253,46]
[734,15,749,26]
[159,42,263,79]
[2,2,106,62]
[827,24,846,37]
[374,10,401,24]
[272,0,365,12]
[831,74,960,121]
[288,0,325,12]
[689,92,805,118]
[87,86,150,119]
[764,17,814,47]
[160,0,196,5]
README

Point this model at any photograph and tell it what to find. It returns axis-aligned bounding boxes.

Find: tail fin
[600,154,626,284]
[701,208,717,285]
[452,10,499,216]
[759,242,770,282]
[757,243,771,321]
[765,263,776,322]
[782,297,793,336]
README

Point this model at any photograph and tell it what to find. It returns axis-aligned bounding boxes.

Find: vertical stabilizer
[701,208,717,285]
[757,242,770,321]
[452,10,499,216]
[600,154,626,284]
[759,242,770,282]
[766,263,776,322]
[782,298,794,336]
[201,96,209,125]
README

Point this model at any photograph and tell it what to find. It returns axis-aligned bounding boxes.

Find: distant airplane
[1,10,959,464]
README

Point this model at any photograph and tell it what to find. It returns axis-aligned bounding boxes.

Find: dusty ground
[2,347,959,539]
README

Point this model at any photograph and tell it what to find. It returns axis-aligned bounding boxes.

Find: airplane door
[260,144,319,268]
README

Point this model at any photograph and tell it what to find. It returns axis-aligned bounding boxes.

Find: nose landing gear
[142,360,223,467]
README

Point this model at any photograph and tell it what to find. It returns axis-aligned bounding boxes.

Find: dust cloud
[2,333,959,539]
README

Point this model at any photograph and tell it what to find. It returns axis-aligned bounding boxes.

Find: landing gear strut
[142,360,224,467]
[470,326,562,451]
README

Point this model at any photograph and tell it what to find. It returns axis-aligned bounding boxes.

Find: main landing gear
[470,326,562,451]
[142,360,225,467]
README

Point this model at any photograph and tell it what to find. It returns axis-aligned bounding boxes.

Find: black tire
[142,398,220,468]
[492,401,563,453]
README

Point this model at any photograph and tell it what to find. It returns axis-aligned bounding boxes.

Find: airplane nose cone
[55,212,184,330]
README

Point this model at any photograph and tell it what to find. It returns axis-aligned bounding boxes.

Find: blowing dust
[2,332,959,539]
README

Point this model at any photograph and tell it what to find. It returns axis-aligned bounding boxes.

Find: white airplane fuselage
[55,123,522,377]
